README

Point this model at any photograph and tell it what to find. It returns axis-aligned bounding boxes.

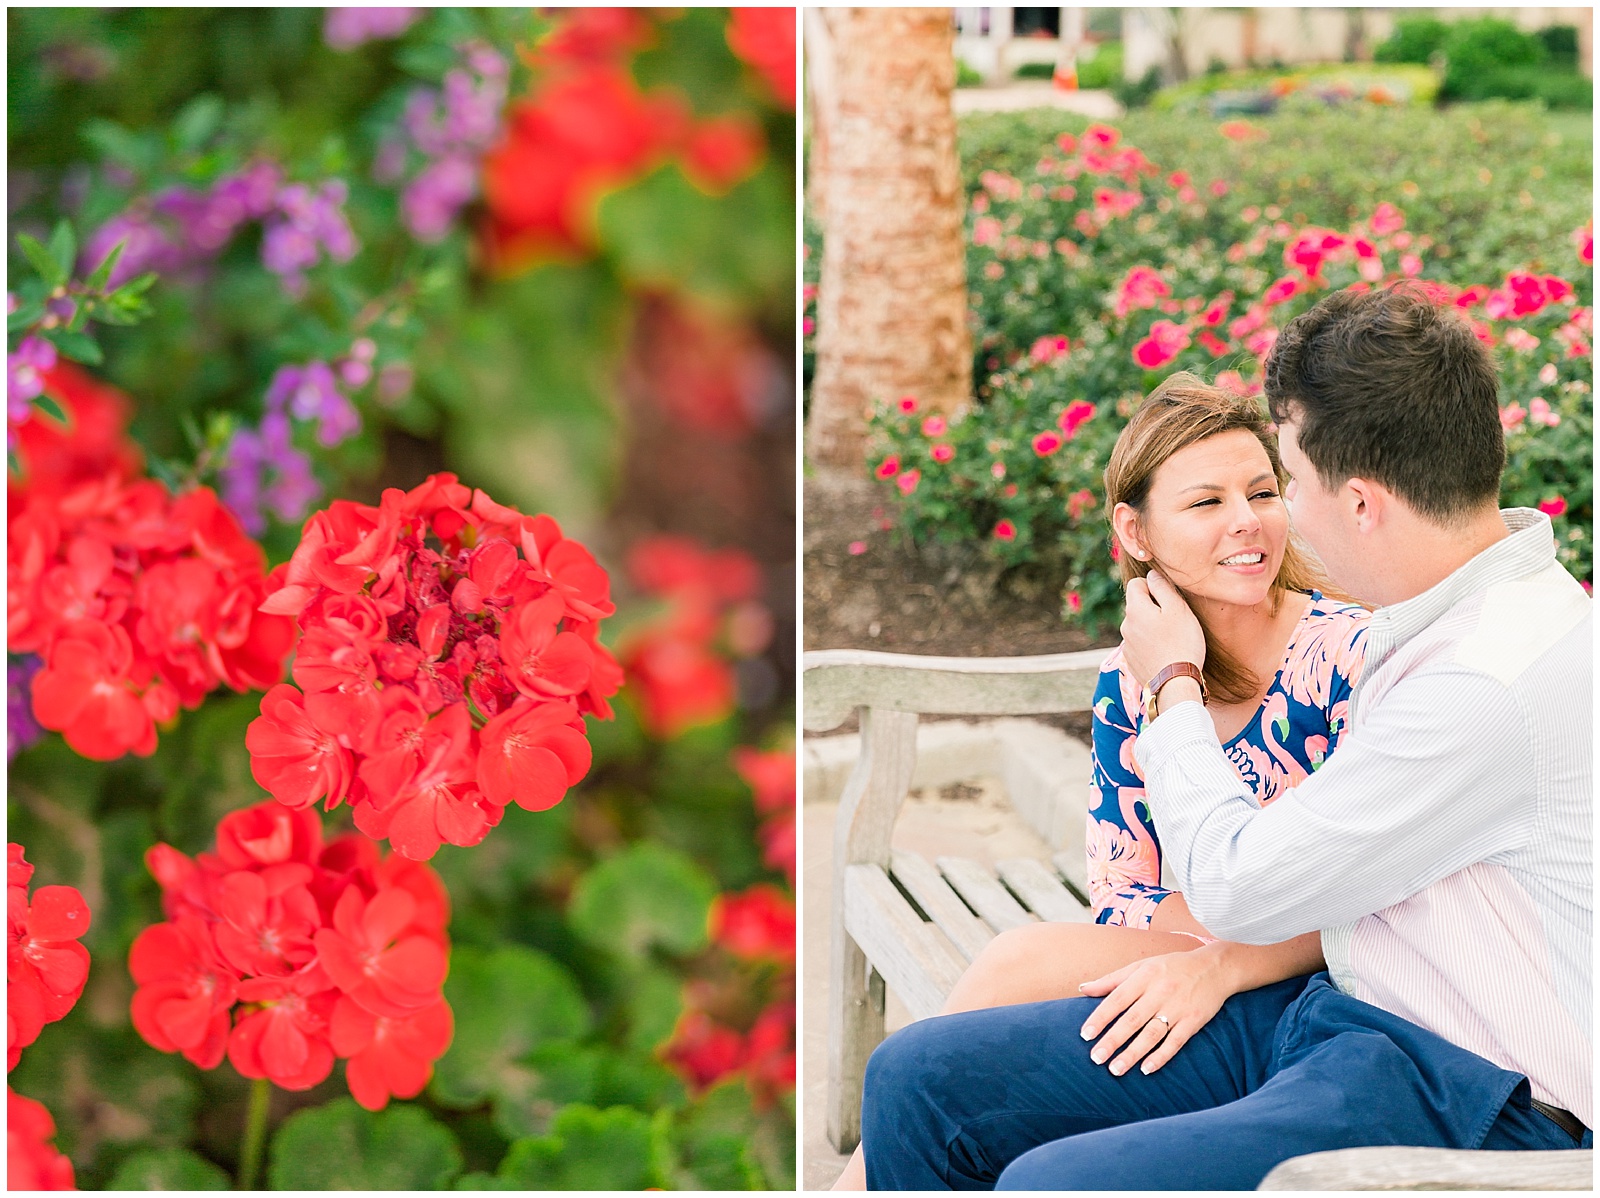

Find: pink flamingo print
[1257,691,1309,802]
[1084,787,1161,914]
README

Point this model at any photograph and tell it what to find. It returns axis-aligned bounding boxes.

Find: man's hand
[1120,571,1206,690]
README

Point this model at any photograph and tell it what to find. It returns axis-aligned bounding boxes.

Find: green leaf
[170,94,223,153]
[81,119,157,171]
[493,1105,661,1190]
[8,297,45,333]
[267,1098,462,1190]
[107,1147,231,1190]
[16,232,66,290]
[42,327,102,365]
[568,842,716,960]
[432,945,590,1133]
[85,240,126,292]
[625,964,684,1053]
[31,392,68,426]
[668,1078,794,1190]
[47,221,77,283]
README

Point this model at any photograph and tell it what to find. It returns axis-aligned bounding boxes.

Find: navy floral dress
[1087,593,1370,927]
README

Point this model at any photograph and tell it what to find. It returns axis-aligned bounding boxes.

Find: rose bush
[859,109,1591,630]
[9,7,794,1190]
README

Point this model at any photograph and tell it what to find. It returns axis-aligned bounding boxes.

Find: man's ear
[1345,477,1386,534]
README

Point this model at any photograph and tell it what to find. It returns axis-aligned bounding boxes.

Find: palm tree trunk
[807,7,972,468]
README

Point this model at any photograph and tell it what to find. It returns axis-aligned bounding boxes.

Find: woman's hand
[1077,945,1235,1077]
[1120,570,1206,690]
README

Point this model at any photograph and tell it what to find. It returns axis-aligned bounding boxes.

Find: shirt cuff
[1133,696,1218,775]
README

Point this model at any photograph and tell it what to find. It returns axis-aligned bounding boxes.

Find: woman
[833,373,1367,1190]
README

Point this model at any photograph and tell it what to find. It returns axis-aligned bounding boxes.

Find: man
[861,285,1592,1189]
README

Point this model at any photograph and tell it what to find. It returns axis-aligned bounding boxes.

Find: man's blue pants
[862,973,1589,1190]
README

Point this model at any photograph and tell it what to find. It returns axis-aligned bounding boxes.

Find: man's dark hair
[1264,285,1505,522]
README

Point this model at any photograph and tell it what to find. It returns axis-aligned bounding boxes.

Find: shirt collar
[1359,508,1558,679]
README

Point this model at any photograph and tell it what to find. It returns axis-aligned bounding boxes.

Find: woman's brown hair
[1103,372,1340,706]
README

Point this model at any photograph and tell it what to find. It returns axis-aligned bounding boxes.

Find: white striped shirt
[1136,509,1592,1125]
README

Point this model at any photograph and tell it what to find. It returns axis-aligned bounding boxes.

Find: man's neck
[1377,506,1512,607]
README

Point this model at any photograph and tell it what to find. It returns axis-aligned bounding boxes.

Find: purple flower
[441,67,502,147]
[219,412,323,534]
[80,210,186,287]
[323,7,423,52]
[386,43,508,242]
[8,336,58,425]
[401,154,477,242]
[264,361,361,447]
[372,135,410,186]
[261,180,359,292]
[8,655,45,760]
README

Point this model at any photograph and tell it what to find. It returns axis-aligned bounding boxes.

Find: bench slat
[1258,1145,1594,1190]
[843,864,966,1022]
[804,648,1109,731]
[890,851,995,962]
[1052,850,1093,908]
[997,857,1093,923]
[937,856,1035,932]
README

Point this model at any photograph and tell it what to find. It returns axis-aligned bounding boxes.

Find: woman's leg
[942,921,1203,1014]
[831,922,1202,1189]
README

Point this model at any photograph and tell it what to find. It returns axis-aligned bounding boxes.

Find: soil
[803,466,1116,739]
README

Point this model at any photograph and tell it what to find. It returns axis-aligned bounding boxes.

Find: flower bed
[863,111,1592,630]
[8,8,795,1190]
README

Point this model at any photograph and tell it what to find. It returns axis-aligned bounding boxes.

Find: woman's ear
[1111,502,1147,560]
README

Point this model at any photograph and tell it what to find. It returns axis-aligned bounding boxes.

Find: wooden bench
[804,647,1593,1190]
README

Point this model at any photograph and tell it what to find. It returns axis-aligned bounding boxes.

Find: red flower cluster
[662,884,795,1105]
[482,8,777,272]
[9,456,295,762]
[8,845,91,1071]
[246,473,622,861]
[8,1087,75,1190]
[8,361,143,506]
[709,883,795,962]
[130,802,453,1110]
[618,536,770,739]
[726,8,796,111]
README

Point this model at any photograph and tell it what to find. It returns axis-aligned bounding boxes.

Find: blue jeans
[862,973,1588,1190]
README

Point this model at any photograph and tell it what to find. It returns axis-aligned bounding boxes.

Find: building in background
[952,6,1594,85]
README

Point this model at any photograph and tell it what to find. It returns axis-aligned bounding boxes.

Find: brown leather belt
[1531,1098,1589,1144]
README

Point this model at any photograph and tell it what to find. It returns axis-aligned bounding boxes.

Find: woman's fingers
[1086,987,1165,1064]
[1077,961,1136,998]
[1108,1015,1174,1077]
[1079,974,1142,1040]
[1136,1018,1197,1076]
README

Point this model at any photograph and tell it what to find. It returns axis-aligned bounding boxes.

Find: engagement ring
[1153,1013,1170,1026]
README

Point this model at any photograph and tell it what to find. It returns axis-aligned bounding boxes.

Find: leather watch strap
[1145,661,1207,719]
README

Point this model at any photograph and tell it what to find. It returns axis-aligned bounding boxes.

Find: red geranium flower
[313,885,447,1020]
[476,699,593,813]
[131,803,455,1108]
[128,916,239,1069]
[330,995,454,1111]
[726,8,795,110]
[7,845,92,1069]
[228,965,339,1090]
[711,885,796,962]
[8,1087,75,1190]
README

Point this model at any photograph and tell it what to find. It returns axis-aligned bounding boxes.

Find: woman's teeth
[1220,553,1263,565]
